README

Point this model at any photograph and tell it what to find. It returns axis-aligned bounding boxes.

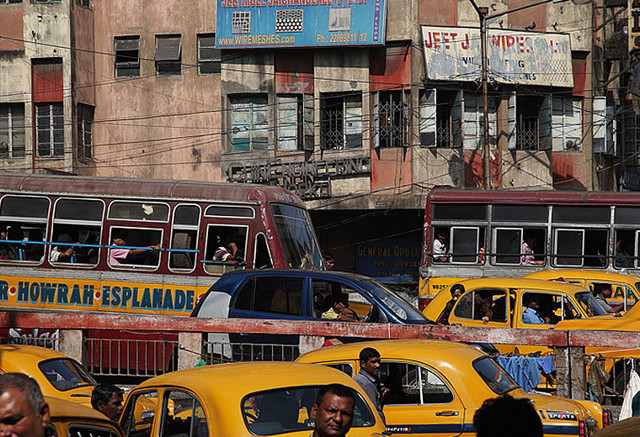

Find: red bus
[419,188,640,306]
[0,172,323,375]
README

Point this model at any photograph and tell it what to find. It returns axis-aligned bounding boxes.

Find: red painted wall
[418,0,456,26]
[275,51,314,94]
[507,0,545,30]
[0,5,24,52]
[464,150,503,189]
[370,45,412,194]
[32,61,63,103]
[370,45,411,91]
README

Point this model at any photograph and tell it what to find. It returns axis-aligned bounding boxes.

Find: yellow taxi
[295,339,603,437]
[523,269,640,311]
[48,396,124,437]
[0,345,96,407]
[119,362,388,437]
[423,278,608,330]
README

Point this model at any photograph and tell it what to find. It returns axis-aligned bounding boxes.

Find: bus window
[271,203,323,269]
[450,226,483,264]
[203,225,247,274]
[492,205,547,222]
[0,196,49,263]
[204,205,254,218]
[51,198,103,266]
[615,230,635,268]
[108,201,169,222]
[493,228,522,265]
[108,227,162,268]
[169,204,200,272]
[554,229,584,267]
[254,233,273,270]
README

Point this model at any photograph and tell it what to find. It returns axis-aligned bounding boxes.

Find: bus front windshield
[271,203,323,270]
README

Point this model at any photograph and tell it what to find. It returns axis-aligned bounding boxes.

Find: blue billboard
[216,0,387,49]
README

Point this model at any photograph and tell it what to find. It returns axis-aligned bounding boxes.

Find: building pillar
[178,332,203,370]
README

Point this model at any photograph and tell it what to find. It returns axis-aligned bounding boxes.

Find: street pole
[467,0,567,190]
[480,7,491,190]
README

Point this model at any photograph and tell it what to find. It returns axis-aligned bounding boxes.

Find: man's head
[331,293,349,312]
[473,395,542,437]
[436,231,447,242]
[324,254,335,271]
[311,384,355,437]
[596,284,612,298]
[91,384,124,421]
[359,347,381,378]
[0,373,50,437]
[524,295,540,310]
[450,285,464,300]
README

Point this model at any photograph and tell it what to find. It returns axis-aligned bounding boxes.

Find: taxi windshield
[38,358,96,391]
[575,291,608,317]
[242,385,376,436]
[472,356,519,395]
[270,204,323,270]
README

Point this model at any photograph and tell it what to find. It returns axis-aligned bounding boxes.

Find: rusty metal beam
[0,310,569,346]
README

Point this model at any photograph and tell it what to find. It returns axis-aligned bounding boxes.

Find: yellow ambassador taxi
[523,269,640,312]
[47,396,124,437]
[0,344,96,407]
[119,362,388,437]
[296,339,602,437]
[423,278,608,333]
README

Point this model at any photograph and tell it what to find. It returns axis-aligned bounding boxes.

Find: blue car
[191,269,431,360]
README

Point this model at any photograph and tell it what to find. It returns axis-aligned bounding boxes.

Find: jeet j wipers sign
[421,25,573,87]
[216,0,387,48]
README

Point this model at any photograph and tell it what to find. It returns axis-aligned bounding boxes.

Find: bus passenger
[214,240,244,263]
[521,236,544,266]
[433,231,450,263]
[615,238,633,268]
[109,237,160,265]
[49,234,79,263]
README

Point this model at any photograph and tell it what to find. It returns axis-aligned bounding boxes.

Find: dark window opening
[320,92,362,150]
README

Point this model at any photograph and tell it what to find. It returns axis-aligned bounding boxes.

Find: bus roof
[0,172,304,206]
[428,188,640,206]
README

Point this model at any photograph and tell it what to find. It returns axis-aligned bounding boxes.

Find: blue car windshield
[270,204,323,270]
[363,279,429,323]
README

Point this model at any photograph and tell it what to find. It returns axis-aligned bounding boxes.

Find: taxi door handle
[435,411,459,417]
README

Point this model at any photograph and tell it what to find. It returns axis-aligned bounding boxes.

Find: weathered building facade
[0,0,222,180]
[0,0,635,280]
[0,0,94,174]
[216,0,600,277]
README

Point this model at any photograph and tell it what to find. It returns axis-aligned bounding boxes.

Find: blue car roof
[209,269,378,295]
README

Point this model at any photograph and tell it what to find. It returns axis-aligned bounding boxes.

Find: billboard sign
[421,25,573,87]
[216,0,387,49]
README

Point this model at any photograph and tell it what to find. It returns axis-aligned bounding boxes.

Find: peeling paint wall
[92,0,221,181]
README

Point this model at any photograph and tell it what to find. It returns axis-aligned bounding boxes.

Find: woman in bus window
[521,236,544,266]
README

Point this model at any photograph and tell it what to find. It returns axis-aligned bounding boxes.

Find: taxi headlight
[546,410,577,421]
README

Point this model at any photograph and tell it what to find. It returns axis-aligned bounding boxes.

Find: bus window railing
[0,239,202,264]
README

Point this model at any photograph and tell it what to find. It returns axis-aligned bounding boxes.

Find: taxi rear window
[241,385,375,436]
[472,356,519,395]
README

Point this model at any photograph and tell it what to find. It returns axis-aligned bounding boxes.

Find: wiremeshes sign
[421,25,573,87]
[216,0,387,48]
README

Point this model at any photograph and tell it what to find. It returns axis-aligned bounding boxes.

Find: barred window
[0,103,25,158]
[77,104,93,159]
[36,103,64,157]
